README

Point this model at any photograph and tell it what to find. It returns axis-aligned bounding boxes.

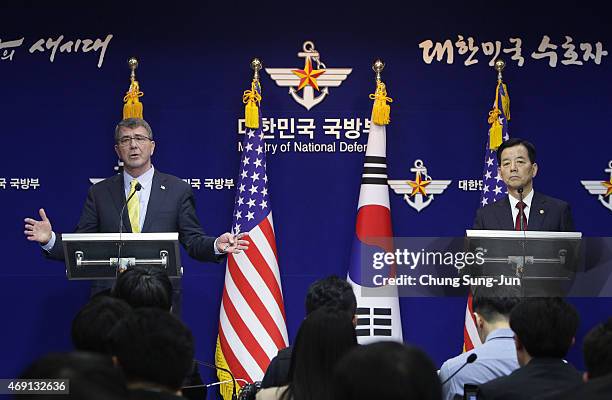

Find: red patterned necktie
[515,201,527,231]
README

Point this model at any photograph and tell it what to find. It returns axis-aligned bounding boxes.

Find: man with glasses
[24,118,247,309]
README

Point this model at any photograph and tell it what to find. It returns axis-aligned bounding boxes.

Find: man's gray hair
[115,118,154,143]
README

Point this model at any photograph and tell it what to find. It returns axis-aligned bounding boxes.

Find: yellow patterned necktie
[127,179,140,233]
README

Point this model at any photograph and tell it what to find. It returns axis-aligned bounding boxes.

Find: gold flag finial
[123,57,144,119]
[244,58,263,129]
[251,58,262,81]
[373,59,385,82]
[494,58,506,82]
[369,59,392,126]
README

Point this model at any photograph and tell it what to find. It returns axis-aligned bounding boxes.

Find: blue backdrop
[1,0,610,387]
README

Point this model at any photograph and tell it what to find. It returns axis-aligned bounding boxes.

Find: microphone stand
[194,359,238,400]
[517,187,526,295]
[441,353,478,386]
[116,182,142,279]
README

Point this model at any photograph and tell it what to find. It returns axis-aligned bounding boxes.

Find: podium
[465,230,582,296]
[61,232,182,280]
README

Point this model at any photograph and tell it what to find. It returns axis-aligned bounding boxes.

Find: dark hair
[305,275,357,317]
[112,266,173,311]
[108,308,194,390]
[472,286,521,322]
[496,138,536,164]
[71,296,131,354]
[283,307,358,400]
[510,298,579,358]
[115,118,153,143]
[20,351,128,400]
[583,317,612,378]
[333,341,442,400]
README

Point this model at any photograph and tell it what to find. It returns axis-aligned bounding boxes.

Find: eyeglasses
[117,135,152,146]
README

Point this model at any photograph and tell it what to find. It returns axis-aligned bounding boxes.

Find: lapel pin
[160,185,166,190]
[539,209,544,214]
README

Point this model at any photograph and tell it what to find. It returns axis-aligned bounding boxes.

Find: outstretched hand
[216,232,250,254]
[24,208,53,245]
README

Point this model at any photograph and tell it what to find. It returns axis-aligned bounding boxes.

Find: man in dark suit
[473,138,574,232]
[549,318,612,400]
[477,298,582,400]
[24,118,248,305]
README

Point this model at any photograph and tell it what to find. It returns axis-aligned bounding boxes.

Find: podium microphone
[116,182,142,276]
[119,182,143,233]
[195,359,238,400]
[441,353,477,386]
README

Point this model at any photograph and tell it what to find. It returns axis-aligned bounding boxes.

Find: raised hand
[24,208,53,245]
[216,232,250,254]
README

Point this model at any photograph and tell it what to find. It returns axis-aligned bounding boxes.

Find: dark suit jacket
[261,346,292,388]
[46,170,219,263]
[473,192,575,232]
[478,358,582,400]
[548,373,612,400]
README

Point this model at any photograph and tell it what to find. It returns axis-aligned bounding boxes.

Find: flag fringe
[215,336,239,400]
[369,80,393,126]
[123,79,144,119]
[243,79,262,129]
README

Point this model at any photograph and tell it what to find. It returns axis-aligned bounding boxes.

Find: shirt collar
[508,189,534,210]
[485,328,515,342]
[123,165,155,191]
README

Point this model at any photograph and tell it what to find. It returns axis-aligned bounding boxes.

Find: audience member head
[283,306,357,400]
[305,275,357,321]
[108,308,194,393]
[472,285,521,342]
[510,298,579,366]
[20,351,128,400]
[583,317,612,380]
[71,296,131,354]
[333,341,441,400]
[112,265,173,311]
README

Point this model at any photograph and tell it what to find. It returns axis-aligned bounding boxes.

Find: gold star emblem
[292,57,325,91]
[408,171,431,197]
[602,178,612,197]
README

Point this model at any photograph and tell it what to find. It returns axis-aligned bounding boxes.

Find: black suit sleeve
[177,185,223,263]
[46,185,101,260]
[560,202,575,232]
[473,208,484,230]
[261,347,292,388]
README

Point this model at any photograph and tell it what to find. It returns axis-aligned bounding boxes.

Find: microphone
[195,359,238,400]
[116,182,142,275]
[441,353,477,386]
[119,182,142,233]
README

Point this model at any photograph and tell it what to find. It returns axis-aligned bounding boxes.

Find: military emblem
[580,161,612,212]
[265,41,352,110]
[388,159,452,212]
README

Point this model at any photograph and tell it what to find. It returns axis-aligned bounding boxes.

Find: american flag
[464,80,510,351]
[215,83,288,397]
